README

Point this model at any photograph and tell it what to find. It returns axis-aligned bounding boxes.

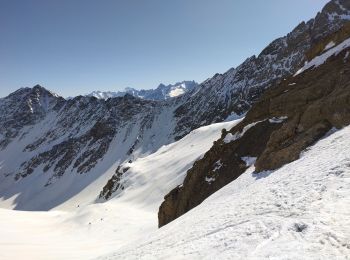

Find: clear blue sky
[0,0,329,97]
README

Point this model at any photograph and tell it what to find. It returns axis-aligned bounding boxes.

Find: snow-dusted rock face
[0,0,350,210]
[0,85,65,149]
[0,91,178,209]
[16,95,165,182]
[85,81,198,101]
[159,30,350,227]
[173,0,350,139]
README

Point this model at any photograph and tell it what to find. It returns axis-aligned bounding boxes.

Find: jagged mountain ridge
[159,23,350,227]
[0,0,349,210]
[0,86,65,149]
[0,88,178,209]
[85,81,198,100]
[173,0,350,139]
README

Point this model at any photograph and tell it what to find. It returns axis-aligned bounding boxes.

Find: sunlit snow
[0,119,241,259]
[294,37,350,76]
[100,125,350,259]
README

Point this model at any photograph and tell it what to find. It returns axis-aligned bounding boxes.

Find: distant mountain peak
[85,80,198,100]
[5,85,60,101]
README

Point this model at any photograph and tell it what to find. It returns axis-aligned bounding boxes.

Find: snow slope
[295,37,350,76]
[100,119,242,212]
[0,120,240,260]
[1,117,349,260]
[0,203,154,260]
[99,126,350,260]
[0,97,178,211]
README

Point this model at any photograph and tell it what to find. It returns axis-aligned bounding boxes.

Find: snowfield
[0,120,349,259]
[98,126,350,260]
[0,203,154,260]
[106,119,242,212]
[0,120,240,260]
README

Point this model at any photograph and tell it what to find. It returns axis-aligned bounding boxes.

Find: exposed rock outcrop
[159,26,350,227]
[173,0,350,139]
[99,165,127,200]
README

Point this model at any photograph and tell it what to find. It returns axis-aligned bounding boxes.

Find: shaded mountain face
[86,81,198,100]
[0,88,179,209]
[0,0,350,210]
[0,85,65,149]
[158,24,350,227]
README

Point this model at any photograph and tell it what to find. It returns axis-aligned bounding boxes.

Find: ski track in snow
[98,125,350,260]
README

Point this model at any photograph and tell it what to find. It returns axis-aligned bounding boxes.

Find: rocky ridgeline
[98,164,130,200]
[173,0,350,139]
[86,81,198,100]
[101,0,350,201]
[158,23,350,227]
[0,86,168,186]
[0,85,65,149]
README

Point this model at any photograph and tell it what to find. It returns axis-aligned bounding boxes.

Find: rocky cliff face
[173,0,350,139]
[0,85,65,149]
[2,92,173,184]
[158,24,350,227]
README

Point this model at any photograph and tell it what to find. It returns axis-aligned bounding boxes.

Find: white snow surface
[168,86,186,97]
[98,125,350,260]
[87,91,119,99]
[1,120,349,259]
[223,120,262,143]
[0,119,240,259]
[269,116,288,124]
[295,37,350,76]
[324,41,336,51]
[241,156,257,167]
[104,119,241,212]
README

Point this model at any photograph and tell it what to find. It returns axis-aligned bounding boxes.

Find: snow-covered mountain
[1,1,350,259]
[86,81,198,100]
[0,0,349,211]
[0,120,240,259]
[0,91,177,210]
[159,24,350,227]
[173,0,350,138]
[1,117,349,259]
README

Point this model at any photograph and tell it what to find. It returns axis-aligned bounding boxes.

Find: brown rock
[158,25,350,227]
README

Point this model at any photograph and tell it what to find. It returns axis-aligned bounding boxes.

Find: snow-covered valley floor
[0,120,241,260]
[98,126,350,259]
[1,120,349,259]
